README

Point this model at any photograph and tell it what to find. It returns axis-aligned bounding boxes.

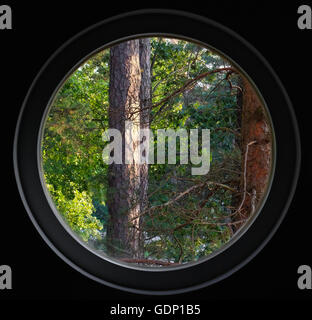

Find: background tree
[234,77,272,228]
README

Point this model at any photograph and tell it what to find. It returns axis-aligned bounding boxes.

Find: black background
[1,0,311,306]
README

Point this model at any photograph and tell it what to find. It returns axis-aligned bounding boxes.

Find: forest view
[41,37,273,267]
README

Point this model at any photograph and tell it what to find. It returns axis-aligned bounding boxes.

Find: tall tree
[235,76,272,227]
[138,38,151,243]
[107,39,151,258]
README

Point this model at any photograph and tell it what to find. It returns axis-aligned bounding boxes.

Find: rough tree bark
[107,39,151,259]
[234,76,272,229]
[138,38,151,243]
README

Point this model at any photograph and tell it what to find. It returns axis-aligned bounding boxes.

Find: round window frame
[38,33,276,273]
[14,9,300,295]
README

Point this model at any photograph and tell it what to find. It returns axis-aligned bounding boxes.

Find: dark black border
[13,9,300,295]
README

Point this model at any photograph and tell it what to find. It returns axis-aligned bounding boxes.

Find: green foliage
[46,183,103,241]
[42,37,243,264]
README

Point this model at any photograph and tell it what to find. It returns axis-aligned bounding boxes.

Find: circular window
[14,10,300,294]
[40,36,274,268]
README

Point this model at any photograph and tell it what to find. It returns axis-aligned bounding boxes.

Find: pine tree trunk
[138,38,151,250]
[235,77,272,229]
[107,39,150,259]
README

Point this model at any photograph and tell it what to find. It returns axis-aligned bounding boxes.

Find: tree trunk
[235,77,272,229]
[107,39,150,259]
[138,38,151,245]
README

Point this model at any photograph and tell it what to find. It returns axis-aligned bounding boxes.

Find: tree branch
[120,258,179,266]
[151,67,236,111]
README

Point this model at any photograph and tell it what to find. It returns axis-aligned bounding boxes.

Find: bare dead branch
[120,258,179,266]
